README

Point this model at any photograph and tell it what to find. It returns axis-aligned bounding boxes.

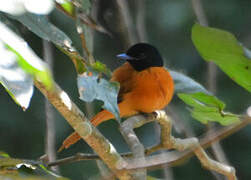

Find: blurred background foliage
[1,0,251,179]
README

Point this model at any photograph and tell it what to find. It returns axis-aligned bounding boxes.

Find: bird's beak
[116,53,134,60]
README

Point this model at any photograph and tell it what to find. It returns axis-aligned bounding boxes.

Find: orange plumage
[59,43,174,151]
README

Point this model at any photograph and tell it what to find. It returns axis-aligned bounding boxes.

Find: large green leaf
[5,12,87,74]
[8,13,72,48]
[192,23,251,92]
[169,69,238,125]
[78,73,120,122]
[178,92,239,125]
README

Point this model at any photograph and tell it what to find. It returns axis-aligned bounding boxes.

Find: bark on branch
[124,111,237,180]
[34,80,132,179]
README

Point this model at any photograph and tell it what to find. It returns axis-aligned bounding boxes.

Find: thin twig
[47,152,131,167]
[115,0,137,47]
[75,1,95,65]
[56,2,110,35]
[135,0,147,42]
[43,40,59,173]
[191,0,208,26]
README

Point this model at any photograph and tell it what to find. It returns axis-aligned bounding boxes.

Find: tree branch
[119,115,154,179]
[115,0,137,47]
[34,80,132,179]
[135,0,147,42]
[124,111,237,180]
[55,2,110,35]
[47,114,251,175]
[42,40,59,173]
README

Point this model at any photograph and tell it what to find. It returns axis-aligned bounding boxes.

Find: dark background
[1,0,251,179]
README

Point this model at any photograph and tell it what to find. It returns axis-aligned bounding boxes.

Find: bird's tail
[58,110,114,152]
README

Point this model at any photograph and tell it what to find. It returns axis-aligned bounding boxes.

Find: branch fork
[146,110,237,180]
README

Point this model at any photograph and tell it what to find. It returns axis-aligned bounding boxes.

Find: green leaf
[89,61,112,77]
[7,45,52,89]
[0,151,10,158]
[58,0,74,15]
[0,43,33,110]
[5,12,87,74]
[178,92,239,125]
[0,22,53,90]
[0,156,68,179]
[169,70,210,94]
[192,23,251,92]
[8,13,72,48]
[147,176,163,180]
[78,73,120,122]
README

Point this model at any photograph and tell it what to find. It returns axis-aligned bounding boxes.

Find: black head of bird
[117,43,164,71]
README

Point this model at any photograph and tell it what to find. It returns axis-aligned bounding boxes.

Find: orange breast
[123,67,174,113]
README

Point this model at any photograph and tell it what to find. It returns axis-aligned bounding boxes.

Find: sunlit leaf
[0,0,54,15]
[24,0,54,15]
[192,23,251,92]
[8,45,52,89]
[178,92,239,125]
[0,22,53,90]
[0,43,33,110]
[56,0,74,15]
[169,70,209,94]
[78,73,120,121]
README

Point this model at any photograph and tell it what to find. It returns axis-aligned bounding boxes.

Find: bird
[58,43,174,152]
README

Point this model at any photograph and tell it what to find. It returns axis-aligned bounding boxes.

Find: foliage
[178,92,239,125]
[192,23,251,93]
[0,152,68,180]
[0,22,52,109]
[8,13,72,48]
[78,73,120,121]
